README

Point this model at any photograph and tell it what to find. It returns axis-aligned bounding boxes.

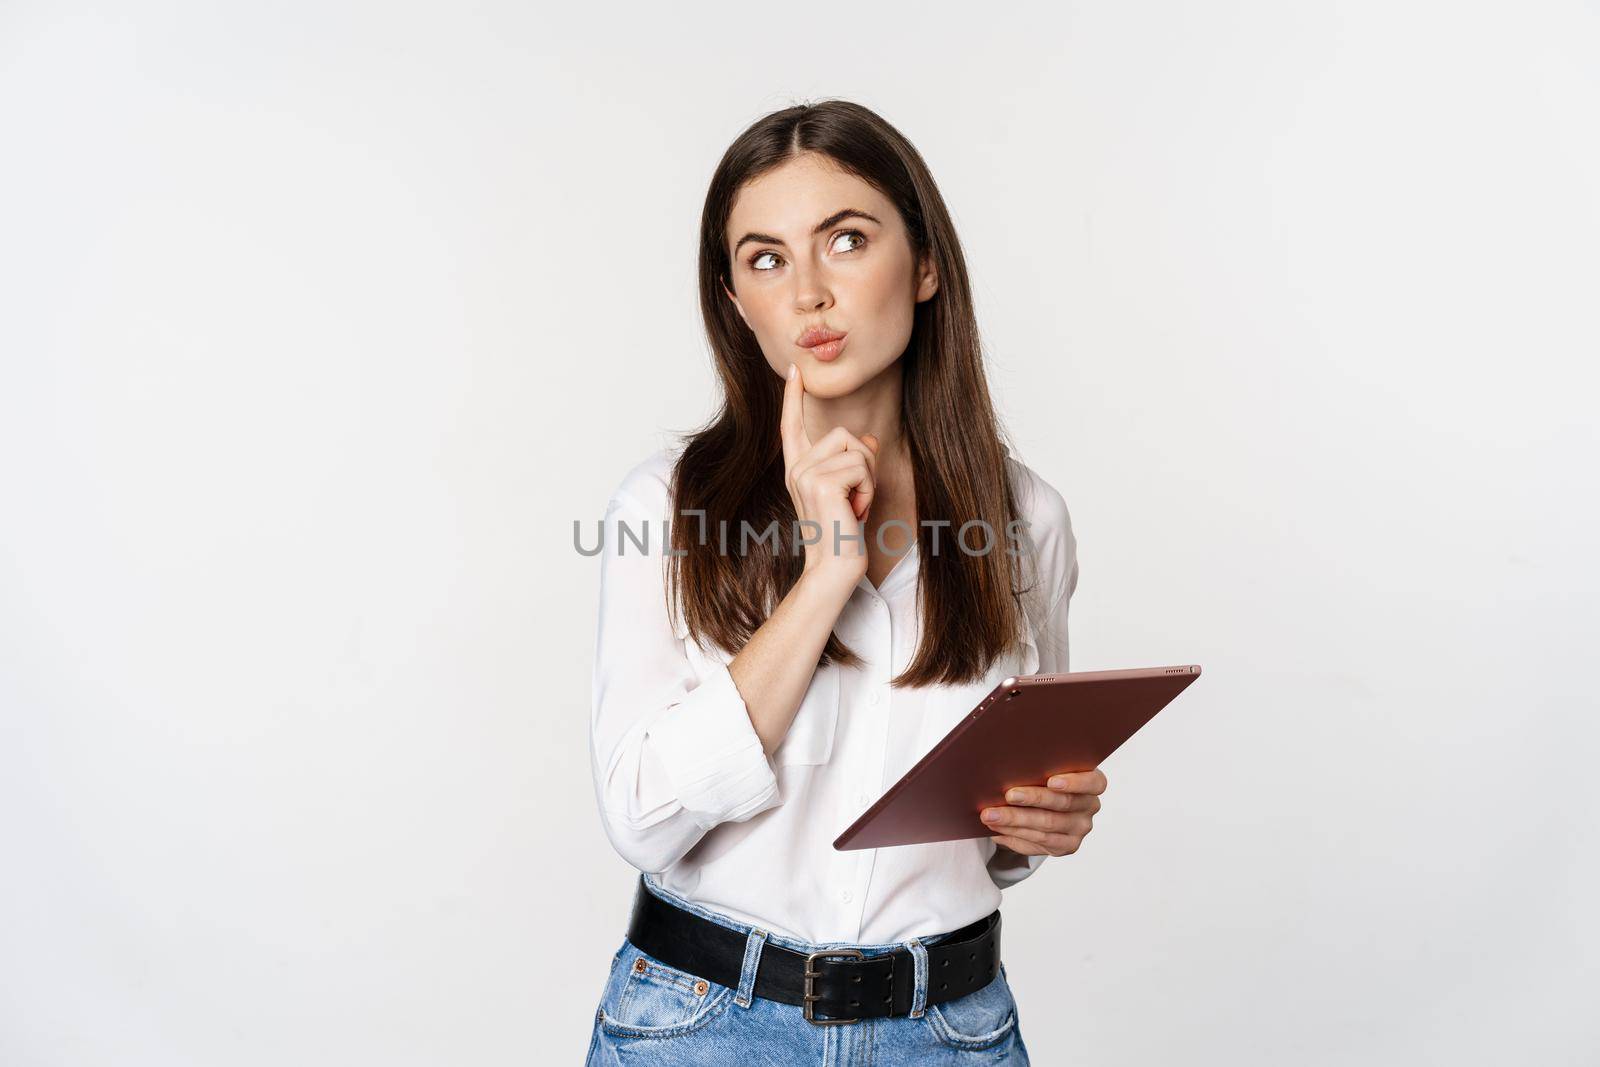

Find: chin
[798,362,865,397]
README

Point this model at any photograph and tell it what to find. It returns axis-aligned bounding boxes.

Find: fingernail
[1006,789,1024,802]
[982,809,1001,822]
[1048,777,1065,789]
[788,363,796,380]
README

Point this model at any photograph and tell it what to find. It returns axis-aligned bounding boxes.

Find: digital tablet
[832,665,1203,851]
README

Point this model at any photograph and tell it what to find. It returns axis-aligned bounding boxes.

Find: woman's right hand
[781,362,879,587]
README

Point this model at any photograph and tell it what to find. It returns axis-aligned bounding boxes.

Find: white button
[841,889,852,902]
[868,691,879,706]
[858,793,869,806]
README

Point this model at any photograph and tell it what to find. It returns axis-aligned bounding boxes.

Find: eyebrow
[731,208,883,258]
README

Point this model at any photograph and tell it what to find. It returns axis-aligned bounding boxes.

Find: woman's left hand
[981,769,1106,857]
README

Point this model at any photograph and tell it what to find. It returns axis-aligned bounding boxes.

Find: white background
[2,1,1596,1063]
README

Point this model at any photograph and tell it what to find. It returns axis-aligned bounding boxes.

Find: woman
[585,99,1103,1065]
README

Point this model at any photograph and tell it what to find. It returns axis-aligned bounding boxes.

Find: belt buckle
[803,948,863,1025]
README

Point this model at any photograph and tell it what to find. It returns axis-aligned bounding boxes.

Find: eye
[746,229,869,272]
[832,229,868,254]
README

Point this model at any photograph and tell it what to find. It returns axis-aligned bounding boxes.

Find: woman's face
[722,152,938,399]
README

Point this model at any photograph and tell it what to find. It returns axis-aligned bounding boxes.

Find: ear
[915,252,939,303]
[722,279,750,327]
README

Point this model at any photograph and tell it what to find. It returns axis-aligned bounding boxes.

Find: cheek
[857,262,917,321]
[738,293,793,372]
[851,274,918,355]
[741,290,784,335]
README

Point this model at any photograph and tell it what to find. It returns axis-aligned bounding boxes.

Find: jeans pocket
[597,938,735,1040]
[923,960,1019,1051]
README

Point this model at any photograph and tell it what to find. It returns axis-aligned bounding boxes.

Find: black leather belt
[624,875,1003,1025]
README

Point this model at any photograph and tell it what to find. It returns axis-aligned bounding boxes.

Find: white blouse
[588,444,1080,945]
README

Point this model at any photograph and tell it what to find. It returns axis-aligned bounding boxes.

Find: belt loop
[905,936,930,1018]
[734,927,769,1009]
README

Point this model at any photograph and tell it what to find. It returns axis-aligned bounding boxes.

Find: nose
[790,259,833,314]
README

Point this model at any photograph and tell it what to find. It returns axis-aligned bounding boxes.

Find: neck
[802,362,913,495]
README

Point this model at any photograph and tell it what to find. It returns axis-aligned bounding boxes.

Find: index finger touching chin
[780,362,810,466]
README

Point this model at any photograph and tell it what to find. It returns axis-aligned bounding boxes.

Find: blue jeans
[585,876,1030,1065]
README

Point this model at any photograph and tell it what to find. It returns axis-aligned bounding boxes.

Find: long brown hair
[669,98,1041,688]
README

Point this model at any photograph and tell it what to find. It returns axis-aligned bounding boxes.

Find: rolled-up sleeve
[643,660,782,825]
[987,495,1078,890]
[589,487,782,875]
